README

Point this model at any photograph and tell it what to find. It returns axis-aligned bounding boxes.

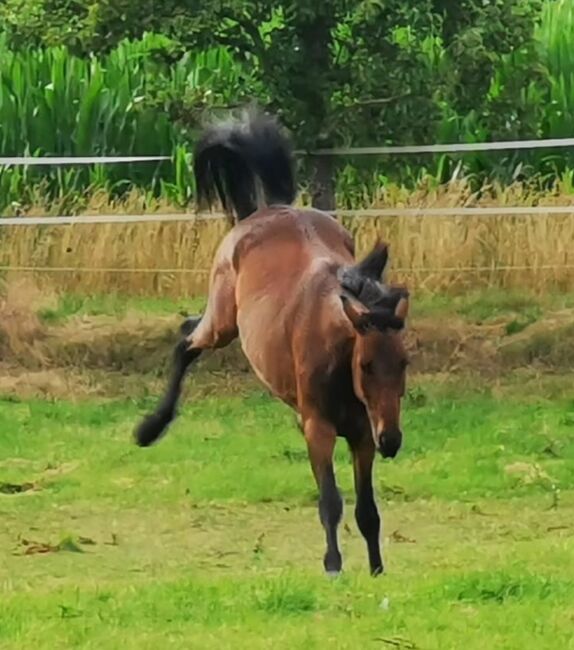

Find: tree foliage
[0,1,545,205]
[1,1,542,143]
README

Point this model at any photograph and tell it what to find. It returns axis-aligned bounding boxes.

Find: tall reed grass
[0,35,240,211]
[538,0,574,140]
[2,182,573,297]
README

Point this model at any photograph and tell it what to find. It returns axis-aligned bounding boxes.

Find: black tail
[194,107,297,221]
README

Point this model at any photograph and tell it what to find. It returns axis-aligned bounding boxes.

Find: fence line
[1,264,573,276]
[0,213,219,226]
[1,136,574,167]
[336,206,574,218]
[0,155,170,166]
[0,265,210,275]
[298,136,574,156]
[4,205,574,226]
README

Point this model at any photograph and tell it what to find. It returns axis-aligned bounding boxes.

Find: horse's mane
[194,107,297,221]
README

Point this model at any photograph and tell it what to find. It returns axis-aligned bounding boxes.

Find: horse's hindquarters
[237,301,298,407]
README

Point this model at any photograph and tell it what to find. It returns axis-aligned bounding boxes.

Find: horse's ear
[369,309,405,332]
[395,295,409,320]
[355,241,389,281]
[341,295,370,334]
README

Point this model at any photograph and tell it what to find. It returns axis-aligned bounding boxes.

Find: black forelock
[339,267,404,311]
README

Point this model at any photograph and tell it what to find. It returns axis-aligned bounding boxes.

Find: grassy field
[30,284,574,324]
[1,369,573,649]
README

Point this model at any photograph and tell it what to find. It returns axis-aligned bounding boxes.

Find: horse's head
[340,242,409,459]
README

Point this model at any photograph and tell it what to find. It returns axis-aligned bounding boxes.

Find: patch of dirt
[0,304,573,392]
[14,535,92,556]
[0,482,37,495]
[406,318,500,374]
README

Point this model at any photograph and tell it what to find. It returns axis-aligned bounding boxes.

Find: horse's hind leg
[350,435,383,576]
[180,316,201,337]
[134,274,238,447]
[134,317,203,447]
[303,414,343,575]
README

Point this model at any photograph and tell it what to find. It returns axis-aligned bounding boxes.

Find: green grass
[38,292,207,324]
[36,287,574,326]
[1,377,573,649]
[412,288,574,323]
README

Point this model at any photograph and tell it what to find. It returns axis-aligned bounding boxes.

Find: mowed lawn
[1,378,573,649]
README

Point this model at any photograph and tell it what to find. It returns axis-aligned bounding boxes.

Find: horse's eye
[361,361,374,376]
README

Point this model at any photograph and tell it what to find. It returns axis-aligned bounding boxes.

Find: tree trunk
[310,155,335,211]
[298,13,336,213]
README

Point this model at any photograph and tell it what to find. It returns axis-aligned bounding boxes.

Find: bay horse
[134,109,410,576]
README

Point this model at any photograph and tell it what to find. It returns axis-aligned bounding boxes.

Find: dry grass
[346,179,574,292]
[0,192,228,297]
[1,276,573,382]
[1,180,574,296]
[0,277,57,363]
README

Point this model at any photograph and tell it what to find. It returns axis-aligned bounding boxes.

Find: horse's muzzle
[379,429,403,459]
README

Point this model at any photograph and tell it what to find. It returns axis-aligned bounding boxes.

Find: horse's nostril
[379,430,402,459]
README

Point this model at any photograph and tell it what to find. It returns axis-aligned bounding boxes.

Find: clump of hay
[498,311,574,369]
[0,277,57,364]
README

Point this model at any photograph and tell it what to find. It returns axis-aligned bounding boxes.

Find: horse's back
[232,206,353,285]
[231,206,353,327]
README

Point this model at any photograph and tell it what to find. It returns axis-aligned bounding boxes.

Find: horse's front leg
[303,413,344,576]
[350,434,383,576]
[134,276,238,447]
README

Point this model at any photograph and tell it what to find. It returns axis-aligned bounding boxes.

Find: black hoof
[133,412,170,447]
[323,551,342,576]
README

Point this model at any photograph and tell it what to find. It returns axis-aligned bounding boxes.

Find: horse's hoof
[133,413,167,447]
[325,570,342,580]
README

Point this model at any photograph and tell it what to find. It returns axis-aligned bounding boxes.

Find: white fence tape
[0,213,216,226]
[301,136,574,156]
[1,264,572,276]
[2,205,574,226]
[0,265,209,275]
[336,206,574,217]
[0,156,170,166]
[1,136,574,166]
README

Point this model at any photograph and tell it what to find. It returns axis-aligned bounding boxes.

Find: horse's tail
[194,107,297,222]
